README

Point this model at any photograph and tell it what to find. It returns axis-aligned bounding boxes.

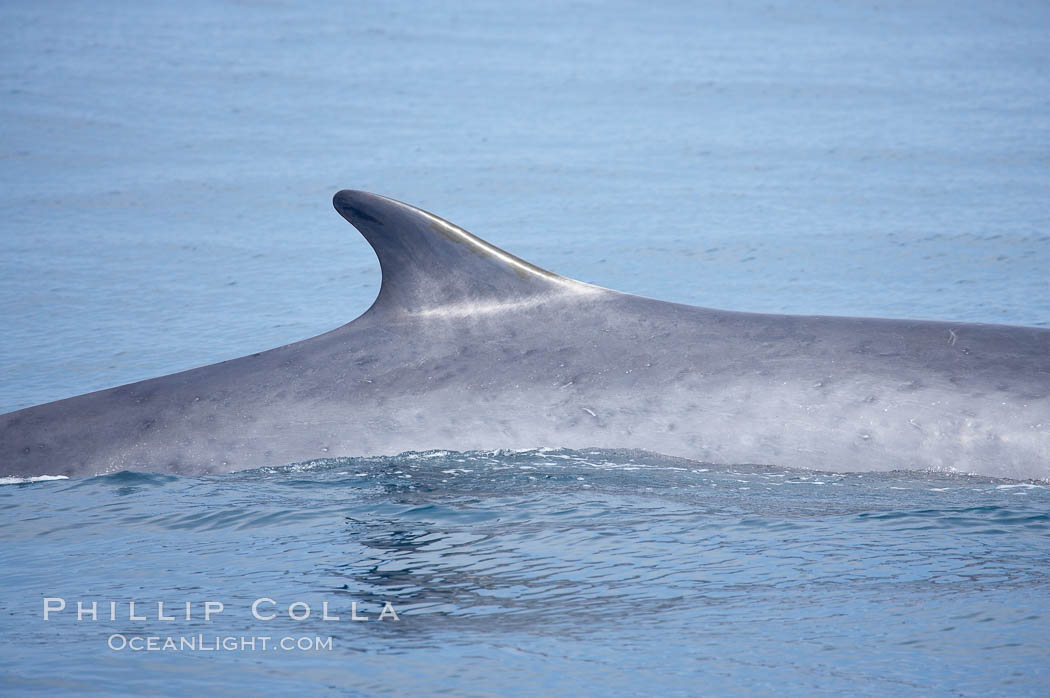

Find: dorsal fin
[333,190,587,315]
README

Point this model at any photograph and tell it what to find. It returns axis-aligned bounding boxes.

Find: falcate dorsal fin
[333,190,591,316]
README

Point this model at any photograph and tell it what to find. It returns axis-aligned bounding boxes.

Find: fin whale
[2,191,1048,480]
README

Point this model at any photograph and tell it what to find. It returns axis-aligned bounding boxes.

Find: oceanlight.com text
[107,634,333,652]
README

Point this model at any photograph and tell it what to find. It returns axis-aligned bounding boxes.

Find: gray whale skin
[2,191,1049,480]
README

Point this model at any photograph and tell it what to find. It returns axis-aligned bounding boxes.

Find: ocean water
[3,451,1049,696]
[2,0,1049,695]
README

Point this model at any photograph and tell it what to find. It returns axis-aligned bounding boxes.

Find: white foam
[0,475,69,486]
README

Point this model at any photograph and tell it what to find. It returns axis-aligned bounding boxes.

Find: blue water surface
[3,451,1049,696]
[1,0,1049,695]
